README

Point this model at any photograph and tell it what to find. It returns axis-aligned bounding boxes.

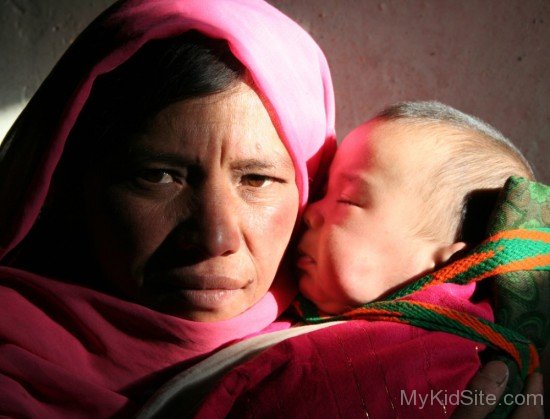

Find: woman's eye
[136,169,176,184]
[241,174,274,188]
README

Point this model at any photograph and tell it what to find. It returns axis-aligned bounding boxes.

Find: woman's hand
[453,361,544,418]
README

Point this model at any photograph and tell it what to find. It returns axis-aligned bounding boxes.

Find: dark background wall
[1,0,549,394]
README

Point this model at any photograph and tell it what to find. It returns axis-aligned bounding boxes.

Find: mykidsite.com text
[400,389,543,410]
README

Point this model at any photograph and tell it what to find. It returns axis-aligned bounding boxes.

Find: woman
[0,0,539,417]
[0,0,335,416]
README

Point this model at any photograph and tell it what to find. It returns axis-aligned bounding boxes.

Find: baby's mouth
[296,248,316,269]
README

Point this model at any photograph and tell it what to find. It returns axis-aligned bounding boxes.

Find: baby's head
[297,101,534,314]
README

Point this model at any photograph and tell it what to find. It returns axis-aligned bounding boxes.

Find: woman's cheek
[247,186,299,264]
[107,192,166,250]
[91,189,171,285]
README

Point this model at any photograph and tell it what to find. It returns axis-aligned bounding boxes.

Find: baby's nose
[303,201,324,229]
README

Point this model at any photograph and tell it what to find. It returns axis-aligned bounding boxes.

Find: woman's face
[83,81,299,321]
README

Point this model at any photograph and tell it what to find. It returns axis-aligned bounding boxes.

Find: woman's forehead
[119,82,294,168]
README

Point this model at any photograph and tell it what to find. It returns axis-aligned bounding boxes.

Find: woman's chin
[142,289,252,322]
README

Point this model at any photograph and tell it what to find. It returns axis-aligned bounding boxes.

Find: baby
[297,100,534,314]
[191,101,542,418]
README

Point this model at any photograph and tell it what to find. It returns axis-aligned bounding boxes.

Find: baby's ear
[434,241,467,266]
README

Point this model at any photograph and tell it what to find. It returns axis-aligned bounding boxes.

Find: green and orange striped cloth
[294,176,550,416]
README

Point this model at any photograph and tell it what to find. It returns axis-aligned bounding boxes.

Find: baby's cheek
[324,229,350,267]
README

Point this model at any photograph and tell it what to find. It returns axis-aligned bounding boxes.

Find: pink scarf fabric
[0,0,336,416]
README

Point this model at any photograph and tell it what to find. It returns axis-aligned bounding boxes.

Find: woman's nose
[303,200,324,229]
[189,185,241,257]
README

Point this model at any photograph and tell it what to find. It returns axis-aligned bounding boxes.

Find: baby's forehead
[370,118,453,144]
[338,119,450,171]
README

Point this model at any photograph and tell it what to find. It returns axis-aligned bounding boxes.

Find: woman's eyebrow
[124,150,294,172]
[127,149,195,166]
[231,157,294,172]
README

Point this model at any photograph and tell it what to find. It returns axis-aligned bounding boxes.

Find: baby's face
[297,120,445,314]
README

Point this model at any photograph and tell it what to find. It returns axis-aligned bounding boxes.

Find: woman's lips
[176,288,244,309]
[147,273,249,310]
[149,272,247,290]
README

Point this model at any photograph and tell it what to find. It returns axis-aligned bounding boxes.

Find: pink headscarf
[0,0,335,416]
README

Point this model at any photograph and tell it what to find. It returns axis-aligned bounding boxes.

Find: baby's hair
[376,101,535,244]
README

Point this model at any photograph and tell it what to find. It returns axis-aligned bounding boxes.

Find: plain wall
[1,2,549,183]
[0,0,549,400]
[271,0,549,183]
[1,2,548,182]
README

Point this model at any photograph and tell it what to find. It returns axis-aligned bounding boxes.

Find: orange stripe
[429,250,495,285]
[347,311,416,326]
[343,307,407,324]
[356,315,406,324]
[425,229,550,289]
[468,254,550,283]
[415,302,522,368]
[347,307,402,318]
[347,302,533,375]
[529,344,541,374]
[488,229,550,243]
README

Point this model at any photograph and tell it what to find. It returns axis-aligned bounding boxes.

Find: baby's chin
[298,282,346,316]
[297,276,319,303]
[315,300,350,316]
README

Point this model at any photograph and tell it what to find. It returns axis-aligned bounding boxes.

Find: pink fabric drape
[0,0,336,416]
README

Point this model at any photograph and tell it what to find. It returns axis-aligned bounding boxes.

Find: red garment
[0,268,292,417]
[195,323,484,418]
[193,283,493,418]
[0,0,335,417]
